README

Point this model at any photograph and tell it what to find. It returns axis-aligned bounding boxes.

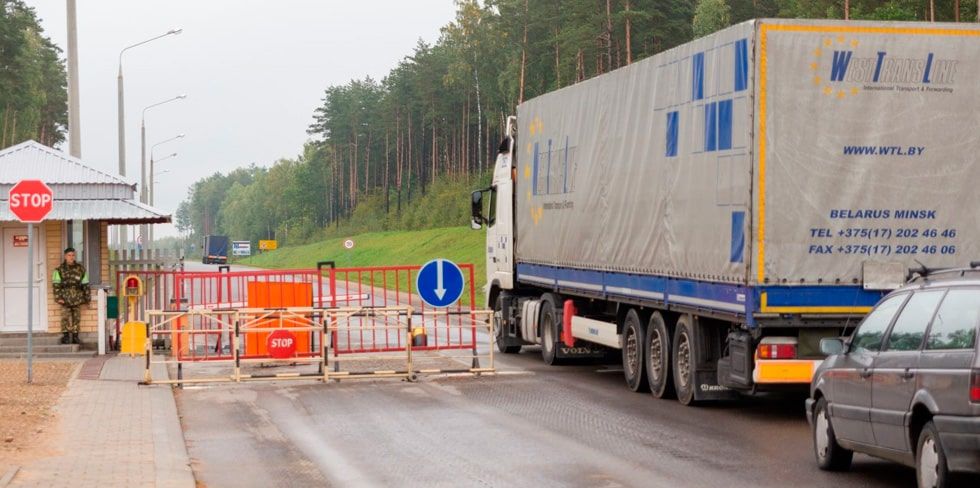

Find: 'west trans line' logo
[810,36,958,97]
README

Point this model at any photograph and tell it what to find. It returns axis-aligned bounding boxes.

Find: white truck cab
[472,116,517,306]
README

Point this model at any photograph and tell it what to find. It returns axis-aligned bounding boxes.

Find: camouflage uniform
[53,261,89,339]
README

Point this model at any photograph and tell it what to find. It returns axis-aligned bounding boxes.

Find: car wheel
[646,312,674,399]
[813,397,853,471]
[622,309,649,393]
[494,295,520,354]
[916,421,949,488]
[539,295,563,366]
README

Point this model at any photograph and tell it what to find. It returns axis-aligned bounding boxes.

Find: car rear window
[925,289,980,350]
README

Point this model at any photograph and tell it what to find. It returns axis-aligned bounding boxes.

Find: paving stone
[8,356,194,488]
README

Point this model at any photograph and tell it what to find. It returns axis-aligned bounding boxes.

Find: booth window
[65,220,102,285]
[66,220,85,263]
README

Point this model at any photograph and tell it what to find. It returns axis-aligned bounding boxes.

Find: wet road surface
[175,348,932,488]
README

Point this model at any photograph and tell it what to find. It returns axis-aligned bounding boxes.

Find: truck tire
[494,294,521,354]
[539,294,563,366]
[813,397,853,471]
[672,315,697,406]
[622,309,649,392]
[646,312,674,399]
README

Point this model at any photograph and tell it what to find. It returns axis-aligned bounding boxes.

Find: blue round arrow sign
[416,259,465,308]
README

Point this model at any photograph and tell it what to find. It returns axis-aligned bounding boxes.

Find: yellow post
[120,275,147,356]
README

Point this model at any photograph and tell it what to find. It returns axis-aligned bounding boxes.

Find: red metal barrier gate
[159,264,482,368]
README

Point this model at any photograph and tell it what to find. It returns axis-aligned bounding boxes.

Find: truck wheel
[622,309,649,392]
[916,421,949,488]
[813,397,853,471]
[646,312,674,399]
[494,295,520,354]
[672,315,697,406]
[539,294,563,366]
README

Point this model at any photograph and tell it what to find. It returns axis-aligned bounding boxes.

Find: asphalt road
[176,349,927,488]
[171,261,962,488]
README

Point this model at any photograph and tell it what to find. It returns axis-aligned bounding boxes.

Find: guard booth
[0,141,170,350]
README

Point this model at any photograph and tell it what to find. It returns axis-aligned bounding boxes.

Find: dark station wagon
[807,266,980,488]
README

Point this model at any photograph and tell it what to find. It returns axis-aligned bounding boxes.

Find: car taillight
[971,369,980,403]
[757,343,797,360]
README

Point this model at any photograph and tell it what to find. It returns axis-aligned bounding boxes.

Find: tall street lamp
[141,95,186,204]
[149,134,184,245]
[140,95,186,242]
[116,27,181,250]
[150,152,178,207]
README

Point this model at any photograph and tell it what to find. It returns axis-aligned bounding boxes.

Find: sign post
[8,180,54,384]
[27,222,33,382]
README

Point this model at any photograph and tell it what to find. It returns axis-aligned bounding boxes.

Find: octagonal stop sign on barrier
[266,329,297,359]
[9,179,54,223]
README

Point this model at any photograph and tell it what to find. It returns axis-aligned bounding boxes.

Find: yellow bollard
[119,275,146,356]
[121,321,147,356]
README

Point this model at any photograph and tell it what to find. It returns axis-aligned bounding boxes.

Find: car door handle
[902,369,915,380]
[859,368,873,379]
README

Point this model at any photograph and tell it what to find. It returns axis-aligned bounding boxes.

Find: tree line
[177,0,979,247]
[0,0,67,149]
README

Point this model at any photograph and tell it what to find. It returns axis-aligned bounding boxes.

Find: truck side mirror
[819,338,846,356]
[471,190,484,228]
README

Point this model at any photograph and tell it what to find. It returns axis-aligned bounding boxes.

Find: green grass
[239,226,487,305]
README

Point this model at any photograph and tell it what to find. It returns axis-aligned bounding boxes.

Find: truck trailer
[202,235,230,265]
[471,19,980,404]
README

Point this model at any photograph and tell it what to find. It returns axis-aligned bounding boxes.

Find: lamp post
[116,27,181,250]
[141,96,186,243]
[149,134,184,245]
[148,151,177,246]
[150,152,178,207]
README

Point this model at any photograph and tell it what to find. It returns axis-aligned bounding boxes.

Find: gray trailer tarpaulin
[516,19,980,287]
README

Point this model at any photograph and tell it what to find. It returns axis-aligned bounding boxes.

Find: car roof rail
[907,261,950,282]
[908,264,980,283]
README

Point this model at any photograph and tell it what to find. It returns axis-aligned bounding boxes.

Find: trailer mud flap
[717,331,754,390]
[694,369,738,401]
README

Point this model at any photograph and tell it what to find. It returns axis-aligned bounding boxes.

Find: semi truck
[471,19,980,404]
[202,235,230,265]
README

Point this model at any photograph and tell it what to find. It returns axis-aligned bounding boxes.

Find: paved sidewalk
[7,356,194,488]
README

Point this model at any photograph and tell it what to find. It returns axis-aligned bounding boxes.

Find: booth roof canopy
[0,140,132,185]
[0,199,170,224]
[0,141,171,224]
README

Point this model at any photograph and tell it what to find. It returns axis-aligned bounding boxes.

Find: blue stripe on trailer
[515,264,887,321]
[516,263,748,315]
[757,286,886,308]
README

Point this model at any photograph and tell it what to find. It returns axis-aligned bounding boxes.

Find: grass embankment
[240,227,487,305]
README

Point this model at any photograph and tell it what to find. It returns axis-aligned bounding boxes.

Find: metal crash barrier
[141,305,495,385]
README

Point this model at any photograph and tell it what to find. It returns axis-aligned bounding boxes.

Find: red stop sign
[8,180,53,223]
[266,329,297,359]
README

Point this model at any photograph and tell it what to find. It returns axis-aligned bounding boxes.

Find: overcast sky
[29,0,457,238]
